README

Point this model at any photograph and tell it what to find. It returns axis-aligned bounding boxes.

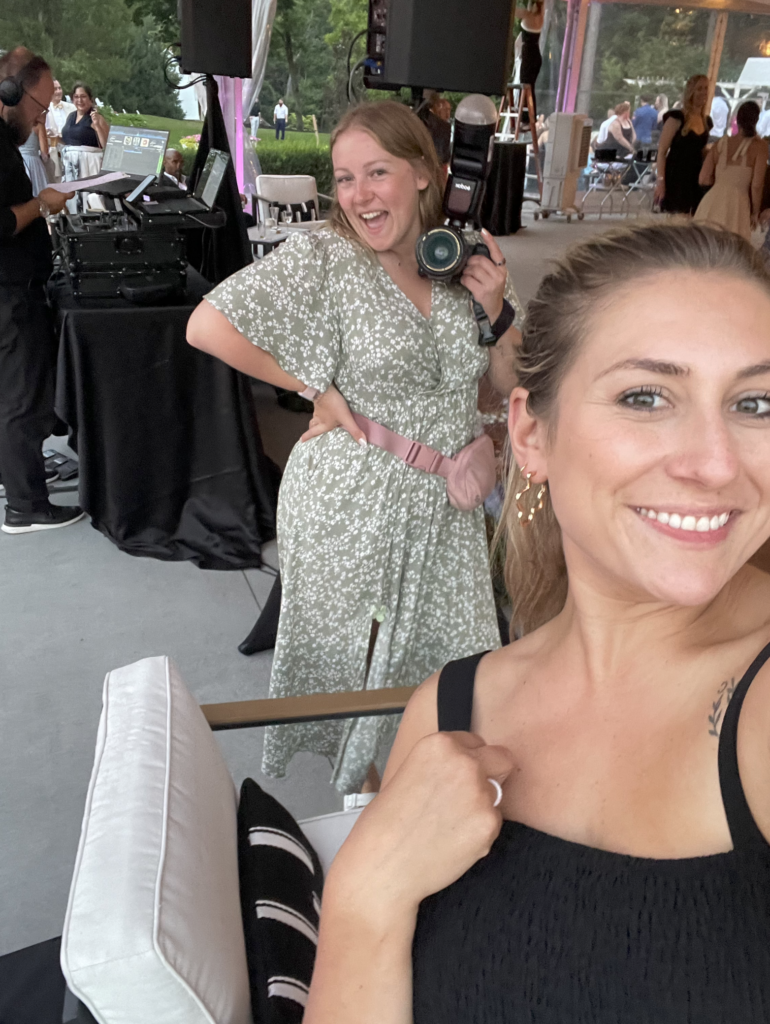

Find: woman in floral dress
[187,102,521,793]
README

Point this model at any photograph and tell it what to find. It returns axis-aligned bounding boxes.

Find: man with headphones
[0,47,84,534]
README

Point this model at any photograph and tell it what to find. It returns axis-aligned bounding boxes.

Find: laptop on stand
[72,125,170,198]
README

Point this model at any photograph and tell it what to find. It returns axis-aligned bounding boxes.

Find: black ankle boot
[239,572,282,655]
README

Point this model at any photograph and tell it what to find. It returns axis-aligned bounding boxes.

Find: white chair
[252,174,332,229]
[60,657,412,1024]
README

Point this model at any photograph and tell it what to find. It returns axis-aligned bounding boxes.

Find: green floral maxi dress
[206,227,520,793]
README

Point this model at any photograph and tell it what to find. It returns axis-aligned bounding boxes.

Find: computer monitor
[102,126,169,180]
[195,149,230,208]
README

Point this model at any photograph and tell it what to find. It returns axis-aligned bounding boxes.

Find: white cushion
[298,794,375,875]
[61,657,252,1024]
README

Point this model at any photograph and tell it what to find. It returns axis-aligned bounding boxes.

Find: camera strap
[471,298,496,345]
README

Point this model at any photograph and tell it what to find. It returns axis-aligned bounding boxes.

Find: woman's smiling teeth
[635,508,731,532]
[361,210,386,222]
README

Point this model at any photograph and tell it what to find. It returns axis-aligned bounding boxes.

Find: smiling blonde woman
[305,221,770,1024]
[187,101,522,793]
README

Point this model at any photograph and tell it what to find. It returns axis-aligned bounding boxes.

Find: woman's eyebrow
[596,358,690,380]
[736,361,770,380]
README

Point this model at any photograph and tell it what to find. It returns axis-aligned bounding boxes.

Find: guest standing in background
[696,101,769,241]
[45,80,74,182]
[61,82,107,212]
[632,95,657,147]
[20,122,49,196]
[655,75,712,215]
[273,98,289,141]
[655,94,669,127]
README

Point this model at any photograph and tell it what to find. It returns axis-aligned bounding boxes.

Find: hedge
[255,142,334,197]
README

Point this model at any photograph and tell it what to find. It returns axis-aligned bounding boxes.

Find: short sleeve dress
[661,111,713,215]
[207,227,522,792]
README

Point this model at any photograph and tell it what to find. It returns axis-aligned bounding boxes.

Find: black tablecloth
[482,142,527,236]
[53,271,279,569]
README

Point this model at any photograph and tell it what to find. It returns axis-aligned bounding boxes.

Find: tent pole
[564,0,592,114]
[707,11,728,108]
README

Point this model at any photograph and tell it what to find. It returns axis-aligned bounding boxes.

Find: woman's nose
[668,411,739,490]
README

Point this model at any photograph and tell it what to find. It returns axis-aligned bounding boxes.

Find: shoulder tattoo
[708,677,737,738]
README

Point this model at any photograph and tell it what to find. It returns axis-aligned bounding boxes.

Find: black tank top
[412,644,770,1023]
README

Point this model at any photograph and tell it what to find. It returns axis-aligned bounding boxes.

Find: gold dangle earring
[515,465,547,524]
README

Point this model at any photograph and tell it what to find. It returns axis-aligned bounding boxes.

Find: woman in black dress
[61,81,108,211]
[514,1,544,124]
[304,222,770,1023]
[655,74,712,214]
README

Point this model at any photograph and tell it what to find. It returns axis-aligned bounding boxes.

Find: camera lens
[415,226,465,280]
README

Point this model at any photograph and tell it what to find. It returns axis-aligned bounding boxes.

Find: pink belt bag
[352,412,496,512]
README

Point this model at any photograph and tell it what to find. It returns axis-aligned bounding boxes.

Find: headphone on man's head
[0,72,25,107]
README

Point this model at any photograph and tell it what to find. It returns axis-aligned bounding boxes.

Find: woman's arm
[187,298,305,390]
[304,680,514,1024]
[699,142,717,187]
[750,140,769,224]
[486,326,520,397]
[655,116,679,203]
[90,109,109,149]
[36,122,49,159]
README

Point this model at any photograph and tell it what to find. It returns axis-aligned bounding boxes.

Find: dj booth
[45,119,281,570]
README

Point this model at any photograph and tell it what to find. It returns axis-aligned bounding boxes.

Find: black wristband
[478,299,516,346]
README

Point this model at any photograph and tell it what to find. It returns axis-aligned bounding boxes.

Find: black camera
[416,94,498,282]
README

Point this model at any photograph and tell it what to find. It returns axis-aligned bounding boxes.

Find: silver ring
[494,258,506,266]
[487,778,503,807]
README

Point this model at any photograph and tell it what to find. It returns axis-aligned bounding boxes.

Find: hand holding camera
[415,94,515,345]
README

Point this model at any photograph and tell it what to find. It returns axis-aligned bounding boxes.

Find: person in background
[0,47,83,534]
[187,101,522,796]
[632,94,657,147]
[45,79,74,182]
[513,0,544,126]
[710,85,731,143]
[655,74,712,215]
[273,98,288,141]
[248,97,261,140]
[19,120,49,196]
[696,100,769,241]
[162,149,186,188]
[61,82,107,211]
[595,102,636,158]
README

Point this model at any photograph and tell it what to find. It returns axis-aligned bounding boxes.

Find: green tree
[108,18,183,118]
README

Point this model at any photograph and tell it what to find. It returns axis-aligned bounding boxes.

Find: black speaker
[382,0,515,94]
[180,0,252,78]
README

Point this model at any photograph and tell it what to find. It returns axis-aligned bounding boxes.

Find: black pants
[0,283,57,512]
[275,119,286,140]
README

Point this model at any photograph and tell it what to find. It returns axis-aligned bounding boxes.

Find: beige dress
[694,137,753,240]
[207,227,522,793]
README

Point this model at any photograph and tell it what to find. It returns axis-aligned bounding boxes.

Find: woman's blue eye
[618,387,665,410]
[733,394,770,416]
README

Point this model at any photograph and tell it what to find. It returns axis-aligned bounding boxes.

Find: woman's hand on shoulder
[326,678,515,918]
[300,383,367,446]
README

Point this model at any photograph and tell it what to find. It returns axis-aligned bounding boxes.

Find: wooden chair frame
[201,686,417,732]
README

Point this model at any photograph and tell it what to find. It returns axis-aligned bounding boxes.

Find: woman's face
[332,128,430,253]
[512,270,770,608]
[73,88,91,112]
[692,79,709,110]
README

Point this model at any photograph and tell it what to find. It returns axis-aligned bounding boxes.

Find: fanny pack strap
[352,412,452,480]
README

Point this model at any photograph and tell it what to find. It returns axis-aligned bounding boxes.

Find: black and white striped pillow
[237,780,324,1023]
